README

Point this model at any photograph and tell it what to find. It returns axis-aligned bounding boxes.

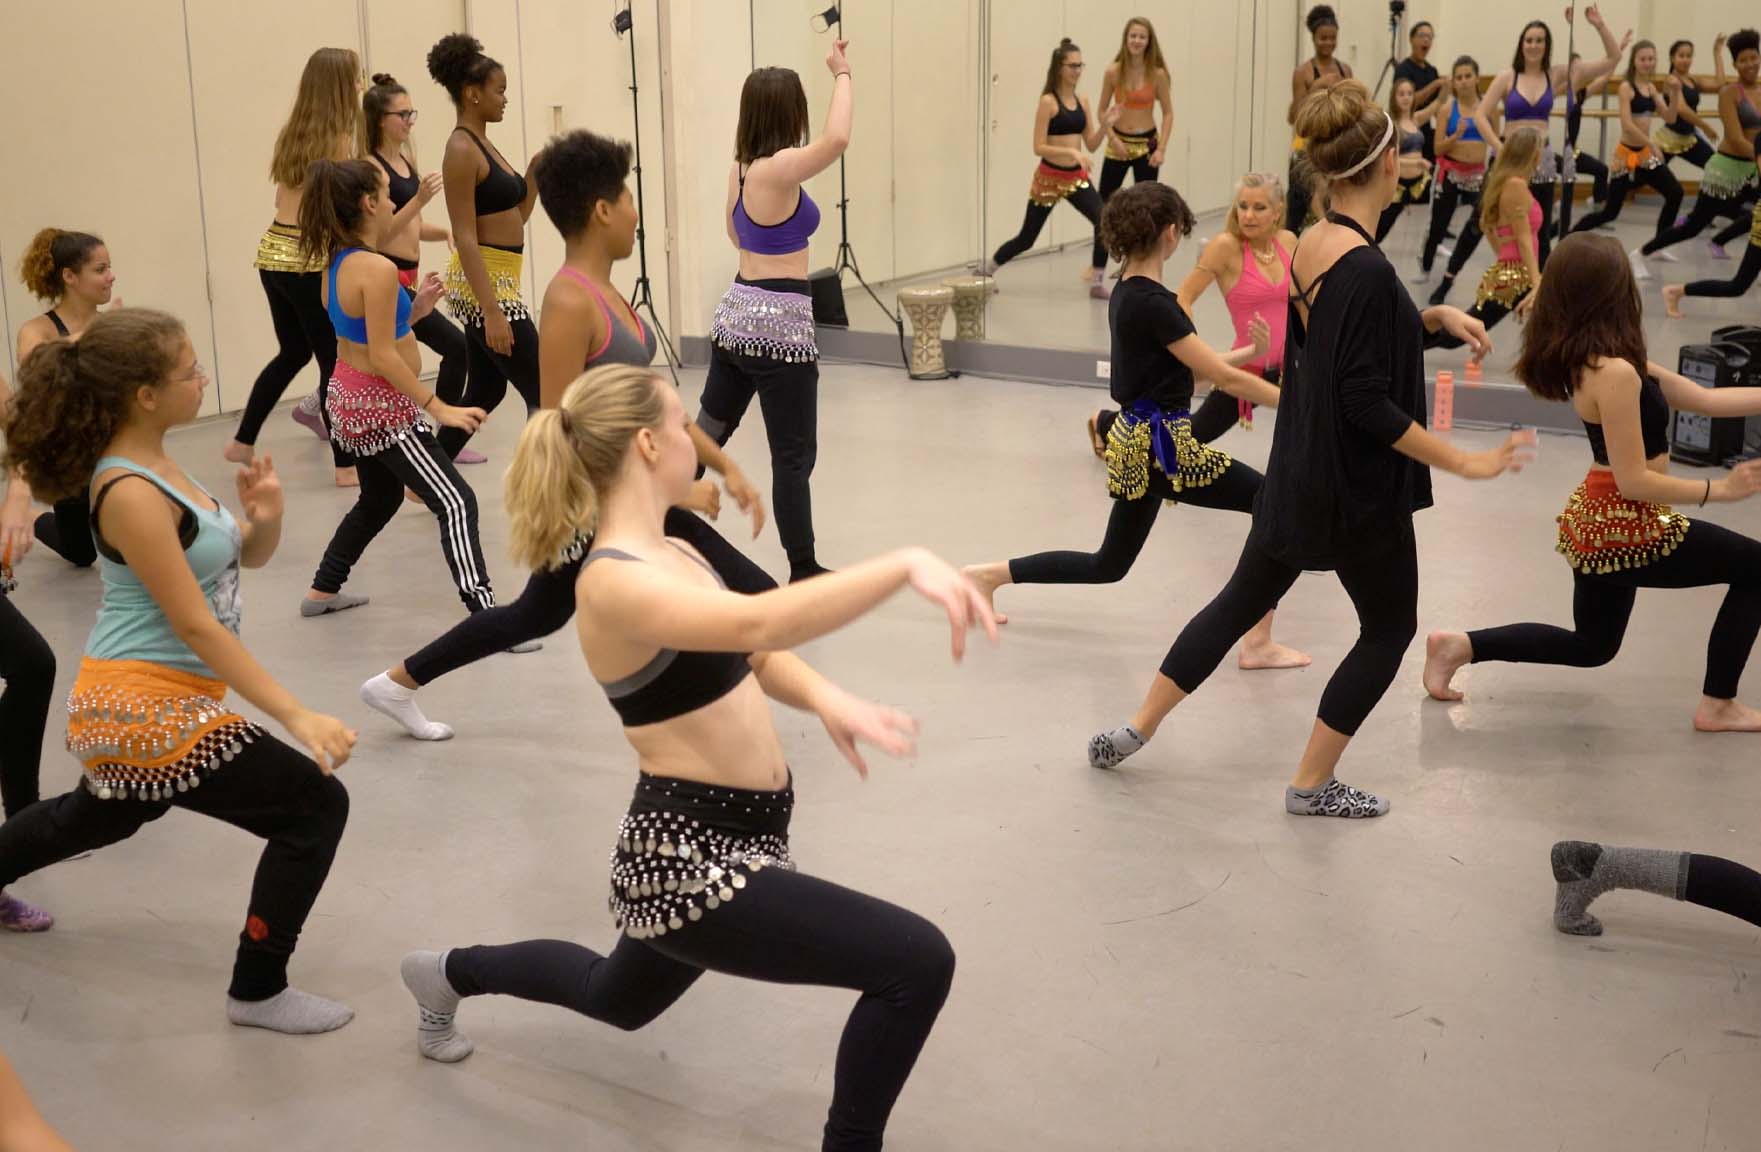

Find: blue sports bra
[1446,99,1483,143]
[328,248,412,344]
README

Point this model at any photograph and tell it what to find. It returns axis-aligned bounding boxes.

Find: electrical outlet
[1096,360,1111,380]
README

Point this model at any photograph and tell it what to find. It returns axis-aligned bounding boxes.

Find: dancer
[1395,21,1448,161]
[227,47,360,487]
[1569,43,1684,243]
[1562,64,1613,210]
[0,308,355,1033]
[1470,6,1626,274]
[1551,842,1761,936]
[1433,125,1544,347]
[1287,5,1353,234]
[1089,18,1171,287]
[297,159,493,619]
[361,130,773,740]
[398,362,990,1152]
[697,45,850,582]
[1419,57,1489,280]
[363,72,484,467]
[0,368,55,933]
[1655,36,1726,176]
[428,33,540,451]
[1088,82,1532,817]
[1633,30,1761,269]
[1426,233,1761,731]
[986,39,1111,298]
[1374,77,1441,242]
[968,182,1305,669]
[14,227,115,568]
[1661,164,1761,316]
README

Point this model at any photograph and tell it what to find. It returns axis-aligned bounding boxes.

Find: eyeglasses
[386,109,418,123]
[1066,62,1085,70]
[171,362,208,383]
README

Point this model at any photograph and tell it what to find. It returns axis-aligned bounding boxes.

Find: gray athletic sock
[1285,778,1390,818]
[1550,841,1689,936]
[301,592,369,618]
[1088,725,1145,770]
[226,987,354,1034]
[401,949,474,1063]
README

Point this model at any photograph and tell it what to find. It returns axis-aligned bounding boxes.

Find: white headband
[1333,115,1395,179]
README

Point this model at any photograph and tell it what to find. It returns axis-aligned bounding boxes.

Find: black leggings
[437,315,542,458]
[697,342,822,575]
[445,864,954,1152]
[402,507,778,686]
[1467,519,1761,700]
[312,427,494,612]
[1570,163,1683,236]
[1641,181,1751,255]
[1574,149,1611,204]
[1093,142,1159,268]
[1684,241,1761,298]
[235,270,349,468]
[1531,171,1559,267]
[0,596,54,818]
[1423,177,1481,271]
[1431,286,1530,349]
[1711,188,1758,245]
[1375,174,1431,242]
[1682,854,1761,927]
[993,185,1104,267]
[1008,459,1262,586]
[0,734,348,1000]
[1161,531,1419,736]
[33,492,95,568]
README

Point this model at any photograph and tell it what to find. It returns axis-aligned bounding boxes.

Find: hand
[441,230,454,250]
[1617,28,1633,52]
[685,477,721,520]
[816,684,919,779]
[1248,313,1272,359]
[722,467,767,538]
[1665,74,1682,93]
[1459,428,1538,480]
[1716,459,1761,502]
[107,295,124,311]
[432,402,487,432]
[415,171,443,207]
[1149,148,1165,167]
[826,38,849,76]
[902,548,999,663]
[1515,283,1539,319]
[285,708,356,774]
[1716,33,1729,52]
[0,487,34,565]
[234,455,284,524]
[1102,104,1122,128]
[484,308,514,355]
[1432,306,1493,361]
[411,272,444,322]
[1067,147,1089,167]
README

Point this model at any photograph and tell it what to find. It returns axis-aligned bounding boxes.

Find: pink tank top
[1225,236,1290,374]
[1495,194,1543,263]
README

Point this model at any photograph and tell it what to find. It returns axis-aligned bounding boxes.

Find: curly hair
[4,309,186,502]
[1307,5,1338,35]
[18,228,104,301]
[1730,29,1760,63]
[1100,181,1194,261]
[532,130,633,237]
[427,33,503,105]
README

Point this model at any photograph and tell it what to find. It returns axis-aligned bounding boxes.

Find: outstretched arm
[749,650,917,779]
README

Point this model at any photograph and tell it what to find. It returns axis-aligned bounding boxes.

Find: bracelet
[1702,479,1712,506]
[835,71,851,79]
[420,392,437,412]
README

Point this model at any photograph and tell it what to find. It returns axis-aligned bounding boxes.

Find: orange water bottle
[1464,359,1482,385]
[1433,370,1455,431]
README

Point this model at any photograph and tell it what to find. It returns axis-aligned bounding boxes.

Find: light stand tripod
[1371,0,1406,99]
[614,3,682,386]
[1555,16,1582,237]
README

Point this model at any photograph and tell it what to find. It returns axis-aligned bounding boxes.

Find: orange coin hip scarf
[65,658,263,801]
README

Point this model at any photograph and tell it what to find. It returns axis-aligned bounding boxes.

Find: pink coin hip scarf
[324,361,428,457]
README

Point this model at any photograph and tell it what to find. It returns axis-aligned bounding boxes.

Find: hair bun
[371,72,397,87]
[427,33,484,87]
[1293,78,1372,146]
[1306,4,1338,32]
[1059,37,1076,48]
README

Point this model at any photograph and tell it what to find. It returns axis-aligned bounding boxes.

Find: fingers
[832,729,868,780]
[946,592,968,663]
[967,580,1000,644]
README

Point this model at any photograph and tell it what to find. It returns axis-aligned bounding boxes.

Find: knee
[1092,552,1134,584]
[311,776,350,843]
[892,920,956,1012]
[1578,632,1624,668]
[17,634,56,694]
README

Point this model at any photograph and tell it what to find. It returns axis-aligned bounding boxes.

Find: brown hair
[4,309,187,502]
[735,68,810,164]
[1625,40,1657,90]
[1512,21,1554,75]
[1388,77,1414,120]
[297,158,383,265]
[1043,38,1081,97]
[1100,181,1194,261]
[1223,172,1286,240]
[1479,124,1542,236]
[363,72,411,158]
[1294,79,1391,186]
[1514,233,1647,403]
[18,228,104,301]
[1111,19,1166,83]
[270,48,360,187]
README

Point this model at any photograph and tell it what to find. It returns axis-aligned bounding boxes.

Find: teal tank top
[84,457,243,677]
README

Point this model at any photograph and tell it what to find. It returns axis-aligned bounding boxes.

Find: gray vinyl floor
[5,303,1761,1148]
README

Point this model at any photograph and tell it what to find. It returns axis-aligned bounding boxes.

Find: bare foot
[224,440,255,465]
[1694,697,1761,732]
[1238,642,1312,670]
[1662,284,1686,319]
[962,563,1010,626]
[1086,412,1106,458]
[405,488,424,504]
[1423,631,1471,701]
[334,467,359,489]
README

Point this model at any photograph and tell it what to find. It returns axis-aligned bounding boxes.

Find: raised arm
[1712,34,1730,90]
[1565,6,1625,92]
[751,42,852,186]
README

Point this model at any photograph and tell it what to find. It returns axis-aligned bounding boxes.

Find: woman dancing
[14,227,116,567]
[1434,125,1544,346]
[297,159,493,619]
[398,363,990,1152]
[1374,77,1441,242]
[1655,36,1726,178]
[1420,57,1489,280]
[968,182,1303,669]
[1088,82,1532,817]
[1089,18,1171,286]
[696,45,850,582]
[361,130,772,740]
[1569,43,1684,245]
[362,73,484,466]
[1661,159,1761,316]
[1551,841,1761,936]
[1287,5,1353,234]
[0,309,355,1033]
[428,33,540,451]
[227,47,359,487]
[1426,233,1761,732]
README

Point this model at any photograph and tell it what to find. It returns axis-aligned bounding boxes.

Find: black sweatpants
[1423,177,1481,272]
[1092,146,1159,268]
[312,428,494,612]
[1467,519,1761,700]
[1642,187,1751,255]
[1570,164,1683,236]
[993,185,1105,267]
[236,270,349,468]
[1008,459,1262,586]
[437,316,542,458]
[445,864,955,1152]
[0,596,54,817]
[34,492,95,568]
[402,507,778,686]
[698,343,822,576]
[1161,531,1419,736]
[0,734,349,1000]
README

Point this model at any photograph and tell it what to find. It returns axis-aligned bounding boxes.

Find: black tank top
[1583,374,1670,464]
[46,311,68,337]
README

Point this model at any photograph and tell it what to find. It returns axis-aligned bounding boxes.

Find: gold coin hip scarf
[609,772,796,941]
[1653,123,1699,156]
[1105,129,1157,162]
[325,362,428,457]
[1474,261,1536,310]
[1104,404,1233,502]
[1556,470,1691,574]
[252,223,324,274]
[443,246,530,326]
[65,658,262,801]
[1748,204,1761,248]
[1029,162,1092,207]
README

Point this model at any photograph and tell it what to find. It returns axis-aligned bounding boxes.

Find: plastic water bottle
[1433,370,1455,431]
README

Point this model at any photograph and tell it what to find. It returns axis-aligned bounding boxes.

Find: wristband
[835,71,851,79]
[1702,480,1711,506]
[421,392,437,412]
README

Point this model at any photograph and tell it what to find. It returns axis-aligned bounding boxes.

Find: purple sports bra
[731,165,821,256]
[1505,77,1554,123]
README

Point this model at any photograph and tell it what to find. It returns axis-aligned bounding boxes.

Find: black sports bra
[1583,374,1670,465]
[1047,96,1086,137]
[454,127,526,216]
[373,150,420,211]
[1630,87,1657,117]
[584,544,753,727]
[90,472,200,564]
[46,310,69,338]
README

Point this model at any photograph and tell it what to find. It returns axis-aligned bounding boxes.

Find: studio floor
[4,347,1761,1149]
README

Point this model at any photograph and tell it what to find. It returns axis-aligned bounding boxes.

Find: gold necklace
[1248,239,1278,266]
